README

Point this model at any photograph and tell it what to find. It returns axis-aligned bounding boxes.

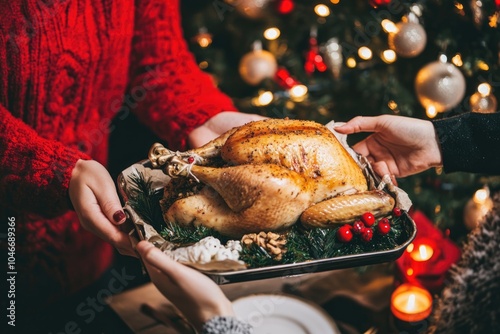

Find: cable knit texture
[202,316,254,334]
[0,0,236,309]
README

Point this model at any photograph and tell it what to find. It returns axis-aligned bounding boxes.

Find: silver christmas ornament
[322,38,343,79]
[239,42,278,86]
[415,60,466,113]
[388,21,427,58]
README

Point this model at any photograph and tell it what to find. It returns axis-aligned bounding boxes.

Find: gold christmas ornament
[470,83,498,113]
[388,20,427,58]
[226,0,271,19]
[415,59,466,113]
[239,42,278,86]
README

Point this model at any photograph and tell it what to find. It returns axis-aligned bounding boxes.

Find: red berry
[361,212,376,227]
[337,224,353,243]
[377,220,391,235]
[187,156,195,164]
[392,207,402,217]
[378,217,390,225]
[352,220,365,234]
[361,227,374,242]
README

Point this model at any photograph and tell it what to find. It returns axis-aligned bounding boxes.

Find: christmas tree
[180,0,500,242]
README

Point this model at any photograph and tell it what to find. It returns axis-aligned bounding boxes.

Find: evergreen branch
[126,172,164,233]
[160,222,225,246]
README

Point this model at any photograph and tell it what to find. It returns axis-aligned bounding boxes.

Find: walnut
[241,231,287,261]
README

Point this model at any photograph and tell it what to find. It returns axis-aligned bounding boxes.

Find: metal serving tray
[118,160,417,285]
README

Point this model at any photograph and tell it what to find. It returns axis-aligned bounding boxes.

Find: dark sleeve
[432,112,500,174]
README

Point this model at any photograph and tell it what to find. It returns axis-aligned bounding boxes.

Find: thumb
[335,116,382,134]
[95,184,126,225]
[88,163,126,225]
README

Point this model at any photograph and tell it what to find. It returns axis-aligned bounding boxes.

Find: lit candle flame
[406,294,416,312]
[391,284,433,322]
[409,243,434,261]
[419,245,428,260]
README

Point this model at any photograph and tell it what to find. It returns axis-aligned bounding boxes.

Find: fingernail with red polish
[113,210,126,223]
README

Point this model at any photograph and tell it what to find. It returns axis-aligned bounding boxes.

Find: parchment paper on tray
[119,120,414,282]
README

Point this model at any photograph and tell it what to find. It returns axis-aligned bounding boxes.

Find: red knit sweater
[0,0,236,307]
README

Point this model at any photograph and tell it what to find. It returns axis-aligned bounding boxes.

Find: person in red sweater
[0,0,263,329]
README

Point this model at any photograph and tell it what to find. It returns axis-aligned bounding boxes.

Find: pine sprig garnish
[281,225,314,264]
[126,172,164,233]
[241,213,411,268]
[239,243,275,268]
[160,222,225,246]
[125,170,412,269]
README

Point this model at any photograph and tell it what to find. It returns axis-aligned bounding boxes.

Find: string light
[199,61,209,69]
[252,91,274,106]
[264,27,280,40]
[451,53,463,67]
[381,19,398,33]
[426,105,437,118]
[388,100,399,113]
[477,83,492,96]
[289,84,308,101]
[194,27,213,48]
[330,0,340,4]
[314,4,330,17]
[381,49,397,63]
[477,60,489,71]
[346,57,357,68]
[358,46,373,60]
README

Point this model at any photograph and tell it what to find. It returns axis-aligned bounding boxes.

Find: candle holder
[390,283,433,333]
[395,210,461,293]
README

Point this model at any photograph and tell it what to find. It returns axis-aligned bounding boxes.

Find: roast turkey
[149,118,395,237]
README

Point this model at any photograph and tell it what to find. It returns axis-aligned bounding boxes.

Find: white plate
[232,294,341,334]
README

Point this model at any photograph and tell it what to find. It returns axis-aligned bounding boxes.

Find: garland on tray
[127,172,410,269]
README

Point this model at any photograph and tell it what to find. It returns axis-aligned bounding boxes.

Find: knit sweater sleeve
[128,0,237,150]
[0,105,90,216]
[432,112,500,174]
[202,316,253,334]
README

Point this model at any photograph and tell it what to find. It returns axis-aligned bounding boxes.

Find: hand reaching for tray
[135,240,235,331]
[335,115,443,178]
[69,159,135,257]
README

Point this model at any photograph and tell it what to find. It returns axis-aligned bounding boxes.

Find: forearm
[0,105,90,216]
[433,112,500,174]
